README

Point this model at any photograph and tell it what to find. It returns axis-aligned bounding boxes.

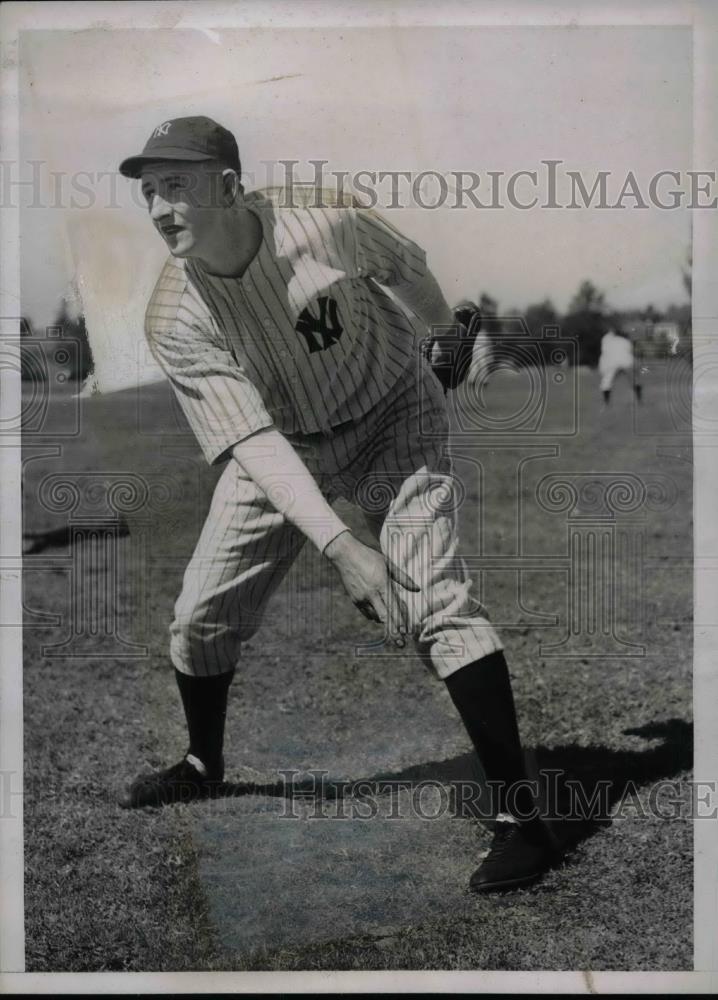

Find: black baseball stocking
[444,651,536,821]
[174,668,234,778]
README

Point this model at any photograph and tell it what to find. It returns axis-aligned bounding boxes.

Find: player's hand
[324,531,420,645]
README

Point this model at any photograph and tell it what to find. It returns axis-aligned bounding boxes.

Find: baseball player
[117,116,564,893]
[598,327,642,405]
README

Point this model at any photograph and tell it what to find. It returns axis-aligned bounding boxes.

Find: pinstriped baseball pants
[170,364,503,679]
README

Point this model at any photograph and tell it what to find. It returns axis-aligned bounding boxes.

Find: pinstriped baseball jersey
[144,189,428,464]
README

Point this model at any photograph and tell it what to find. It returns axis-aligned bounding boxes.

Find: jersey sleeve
[145,272,274,465]
[351,208,427,287]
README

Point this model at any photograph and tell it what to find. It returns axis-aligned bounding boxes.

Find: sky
[17,24,692,371]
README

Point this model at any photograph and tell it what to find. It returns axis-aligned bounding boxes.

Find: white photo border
[1,0,715,993]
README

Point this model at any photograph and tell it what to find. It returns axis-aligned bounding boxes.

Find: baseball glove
[422,308,483,392]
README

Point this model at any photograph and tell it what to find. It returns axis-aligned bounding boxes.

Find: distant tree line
[20,299,93,383]
[457,274,692,369]
[23,263,692,387]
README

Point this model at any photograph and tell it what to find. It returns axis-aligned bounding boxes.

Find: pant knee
[170,601,260,675]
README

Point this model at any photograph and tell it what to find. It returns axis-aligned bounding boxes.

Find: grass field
[22,360,693,971]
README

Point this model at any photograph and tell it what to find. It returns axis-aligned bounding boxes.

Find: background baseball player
[117,116,564,893]
[598,327,642,405]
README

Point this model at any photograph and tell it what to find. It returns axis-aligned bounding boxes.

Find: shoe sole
[469,847,565,894]
[117,779,225,810]
[118,797,170,810]
[470,869,546,893]
[118,789,214,809]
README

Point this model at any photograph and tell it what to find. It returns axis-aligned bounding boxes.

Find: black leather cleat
[118,756,223,809]
[470,819,562,893]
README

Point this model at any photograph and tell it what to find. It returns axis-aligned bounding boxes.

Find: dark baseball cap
[119,116,241,178]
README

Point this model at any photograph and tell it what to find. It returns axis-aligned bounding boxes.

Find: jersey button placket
[281,325,317,433]
[263,316,304,424]
[262,316,284,355]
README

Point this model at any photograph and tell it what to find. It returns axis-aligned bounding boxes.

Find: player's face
[140,161,225,258]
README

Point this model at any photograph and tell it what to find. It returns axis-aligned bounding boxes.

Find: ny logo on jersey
[295,297,344,353]
[153,122,172,138]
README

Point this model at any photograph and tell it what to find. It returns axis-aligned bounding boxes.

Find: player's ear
[222,169,242,207]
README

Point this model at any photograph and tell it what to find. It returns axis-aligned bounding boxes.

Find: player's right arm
[145,275,416,638]
[145,269,275,466]
[230,429,419,641]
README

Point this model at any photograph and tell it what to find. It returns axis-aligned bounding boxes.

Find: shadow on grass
[23,519,130,554]
[214,717,692,857]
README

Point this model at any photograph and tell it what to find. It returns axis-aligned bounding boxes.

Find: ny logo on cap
[153,122,172,138]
